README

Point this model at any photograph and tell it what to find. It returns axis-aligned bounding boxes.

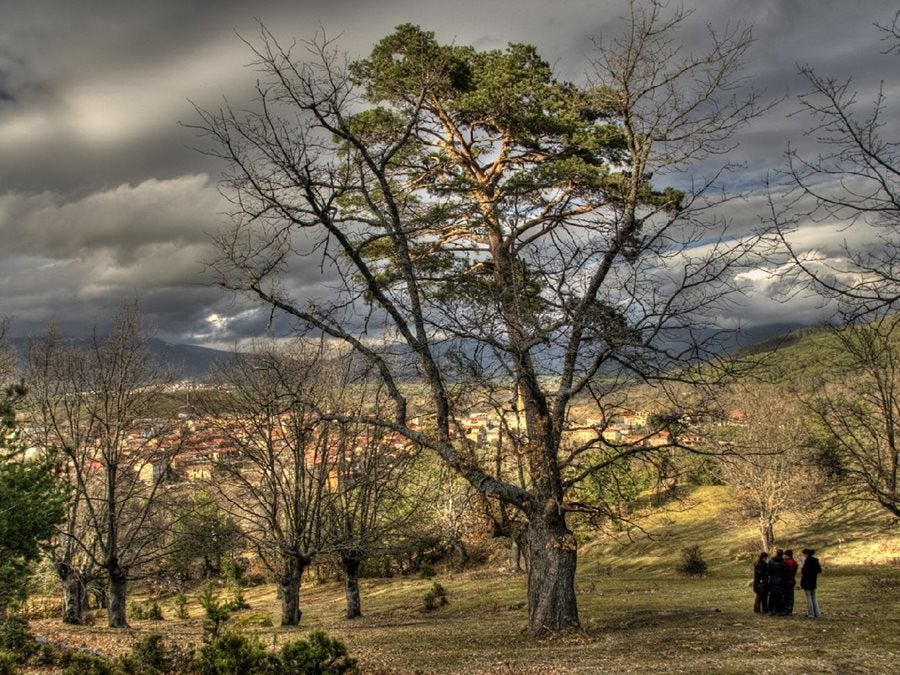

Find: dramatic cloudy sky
[1,0,897,347]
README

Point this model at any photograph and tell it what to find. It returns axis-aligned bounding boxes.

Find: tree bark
[525,503,579,636]
[341,553,363,619]
[57,563,85,625]
[277,554,306,626]
[107,564,128,628]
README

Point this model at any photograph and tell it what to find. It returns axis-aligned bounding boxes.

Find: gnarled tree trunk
[277,552,309,626]
[341,552,363,619]
[57,562,86,625]
[107,563,128,628]
[525,502,578,636]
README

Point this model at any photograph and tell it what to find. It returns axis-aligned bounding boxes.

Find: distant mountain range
[5,320,814,383]
[8,337,234,381]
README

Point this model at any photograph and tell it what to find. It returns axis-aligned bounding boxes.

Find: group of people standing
[753,548,822,618]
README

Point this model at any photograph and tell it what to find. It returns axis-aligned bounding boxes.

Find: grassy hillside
[732,317,900,388]
[27,485,900,674]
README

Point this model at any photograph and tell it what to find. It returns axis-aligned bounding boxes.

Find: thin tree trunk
[57,563,85,625]
[342,553,362,619]
[107,564,128,628]
[760,518,775,552]
[525,503,579,636]
[508,539,523,573]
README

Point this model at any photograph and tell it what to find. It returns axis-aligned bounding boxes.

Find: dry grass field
[25,487,900,674]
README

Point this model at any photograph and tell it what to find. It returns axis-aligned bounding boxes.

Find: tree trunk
[277,554,306,626]
[57,563,86,625]
[525,503,579,636]
[341,553,363,619]
[107,564,128,628]
[760,518,775,552]
[508,538,523,573]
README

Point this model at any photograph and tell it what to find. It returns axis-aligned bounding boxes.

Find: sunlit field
[24,487,900,674]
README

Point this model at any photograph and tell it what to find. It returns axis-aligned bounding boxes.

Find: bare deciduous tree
[322,365,425,619]
[807,316,900,518]
[712,386,821,550]
[769,10,900,522]
[773,11,900,319]
[24,306,183,627]
[198,343,337,626]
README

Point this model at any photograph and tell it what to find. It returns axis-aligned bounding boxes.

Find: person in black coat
[752,552,769,613]
[767,548,787,615]
[800,548,823,618]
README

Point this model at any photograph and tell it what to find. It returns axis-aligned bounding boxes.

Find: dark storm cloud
[0,0,897,345]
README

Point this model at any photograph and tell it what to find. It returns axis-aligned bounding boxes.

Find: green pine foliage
[675,545,708,577]
[0,380,67,614]
[278,630,359,675]
[423,582,449,611]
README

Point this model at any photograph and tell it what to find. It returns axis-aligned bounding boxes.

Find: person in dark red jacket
[800,548,823,618]
[783,549,799,615]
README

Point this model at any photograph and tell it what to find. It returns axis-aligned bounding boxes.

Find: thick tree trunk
[57,563,86,625]
[525,504,579,636]
[107,565,128,628]
[341,553,363,619]
[277,554,306,626]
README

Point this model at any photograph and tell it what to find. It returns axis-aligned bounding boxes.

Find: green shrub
[129,600,163,622]
[192,632,277,675]
[34,643,60,667]
[676,545,708,577]
[120,633,172,674]
[0,650,18,675]
[0,615,34,659]
[174,593,188,619]
[279,630,358,675]
[197,586,231,640]
[117,633,193,675]
[423,582,449,611]
[222,559,249,610]
[228,587,249,612]
[418,562,436,579]
[61,650,113,675]
[129,600,146,620]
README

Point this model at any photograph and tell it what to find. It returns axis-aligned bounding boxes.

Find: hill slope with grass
[25,485,900,674]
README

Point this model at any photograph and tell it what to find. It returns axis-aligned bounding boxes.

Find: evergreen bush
[174,593,188,619]
[121,633,172,674]
[0,616,34,659]
[197,586,232,640]
[0,650,17,675]
[676,545,708,577]
[278,630,358,674]
[191,632,277,675]
[61,650,113,675]
[423,582,449,611]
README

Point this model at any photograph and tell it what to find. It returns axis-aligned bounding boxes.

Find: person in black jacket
[767,548,787,615]
[752,552,769,613]
[800,548,823,618]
